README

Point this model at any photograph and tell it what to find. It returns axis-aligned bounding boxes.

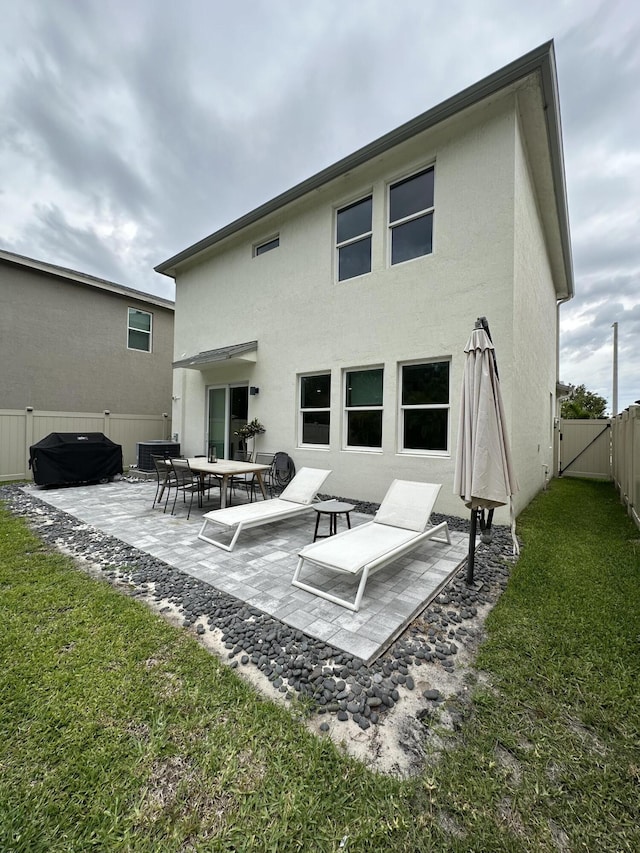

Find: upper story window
[389,167,434,265]
[344,367,383,450]
[336,195,372,281]
[299,372,331,446]
[255,235,279,256]
[127,308,152,352]
[400,360,449,453]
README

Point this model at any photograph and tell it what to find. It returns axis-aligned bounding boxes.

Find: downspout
[556,294,572,392]
[555,294,574,477]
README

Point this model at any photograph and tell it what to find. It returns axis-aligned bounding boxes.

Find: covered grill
[29,432,123,486]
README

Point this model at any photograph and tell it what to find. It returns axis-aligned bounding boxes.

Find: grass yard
[0,477,639,852]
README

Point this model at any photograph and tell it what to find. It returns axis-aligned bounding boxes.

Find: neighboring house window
[336,195,372,281]
[389,167,434,265]
[255,235,279,256]
[344,368,383,449]
[300,373,331,446]
[128,308,152,352]
[400,360,449,452]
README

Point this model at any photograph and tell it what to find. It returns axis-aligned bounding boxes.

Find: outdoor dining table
[186,458,270,509]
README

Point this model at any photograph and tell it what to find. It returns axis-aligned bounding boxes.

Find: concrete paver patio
[25,478,468,663]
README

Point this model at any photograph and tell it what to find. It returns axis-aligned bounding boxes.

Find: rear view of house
[155,41,573,520]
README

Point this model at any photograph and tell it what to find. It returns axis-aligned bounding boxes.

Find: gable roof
[0,248,174,310]
[155,41,573,300]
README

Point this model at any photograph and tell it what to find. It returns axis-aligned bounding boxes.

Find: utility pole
[612,322,618,416]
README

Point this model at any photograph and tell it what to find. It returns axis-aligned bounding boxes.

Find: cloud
[560,292,639,411]
[547,1,640,410]
[18,203,130,282]
[0,0,639,405]
[5,11,153,218]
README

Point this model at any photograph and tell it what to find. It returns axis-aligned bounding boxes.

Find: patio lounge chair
[292,480,451,612]
[197,467,331,552]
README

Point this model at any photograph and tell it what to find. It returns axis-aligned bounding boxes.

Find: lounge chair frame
[292,480,451,611]
[197,467,330,552]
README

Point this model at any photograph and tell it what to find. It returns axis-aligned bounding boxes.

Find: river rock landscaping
[0,482,517,773]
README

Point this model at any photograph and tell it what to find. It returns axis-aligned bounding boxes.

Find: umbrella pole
[466,508,477,584]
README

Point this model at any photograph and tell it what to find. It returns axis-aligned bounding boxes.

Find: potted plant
[234,417,265,458]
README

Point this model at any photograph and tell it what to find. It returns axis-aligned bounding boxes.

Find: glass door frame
[206,382,249,460]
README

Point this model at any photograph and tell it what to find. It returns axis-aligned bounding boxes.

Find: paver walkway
[25,479,468,663]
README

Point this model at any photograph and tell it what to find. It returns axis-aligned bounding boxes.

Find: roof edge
[1,248,175,309]
[155,40,571,296]
[539,45,574,299]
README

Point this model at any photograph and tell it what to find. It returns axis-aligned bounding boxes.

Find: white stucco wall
[511,106,559,514]
[171,92,558,521]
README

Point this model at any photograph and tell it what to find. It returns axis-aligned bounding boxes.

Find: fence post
[630,406,638,524]
[163,412,169,441]
[24,407,34,478]
[103,410,111,437]
[611,413,618,492]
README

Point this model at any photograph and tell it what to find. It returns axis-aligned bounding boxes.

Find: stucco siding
[0,263,174,414]
[511,108,558,511]
[172,100,525,518]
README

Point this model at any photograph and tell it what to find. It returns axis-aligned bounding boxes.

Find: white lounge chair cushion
[374,480,441,532]
[279,467,331,505]
[201,498,303,528]
[298,522,418,574]
[198,468,331,552]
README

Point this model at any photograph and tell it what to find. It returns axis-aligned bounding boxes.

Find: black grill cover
[29,432,123,486]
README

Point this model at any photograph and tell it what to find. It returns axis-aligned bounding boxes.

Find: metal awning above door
[172,340,257,370]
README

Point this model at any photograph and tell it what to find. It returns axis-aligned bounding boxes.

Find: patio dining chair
[151,454,176,511]
[252,452,276,499]
[169,458,202,520]
[193,454,222,504]
[228,450,255,504]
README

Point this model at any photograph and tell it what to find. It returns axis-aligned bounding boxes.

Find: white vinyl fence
[612,405,640,531]
[558,406,639,532]
[0,409,172,482]
[557,419,612,479]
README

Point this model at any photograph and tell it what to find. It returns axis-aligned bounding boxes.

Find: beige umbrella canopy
[454,318,519,582]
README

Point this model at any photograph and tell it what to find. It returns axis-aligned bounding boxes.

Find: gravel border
[1,482,517,732]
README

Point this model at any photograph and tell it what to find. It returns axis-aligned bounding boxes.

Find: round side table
[312,500,355,541]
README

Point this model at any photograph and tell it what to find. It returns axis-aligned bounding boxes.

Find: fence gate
[557,419,612,479]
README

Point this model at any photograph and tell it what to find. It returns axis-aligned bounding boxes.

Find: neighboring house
[0,249,174,415]
[155,41,573,521]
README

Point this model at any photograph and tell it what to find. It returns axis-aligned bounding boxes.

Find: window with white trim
[400,360,449,452]
[344,368,383,449]
[127,308,152,352]
[389,167,434,265]
[336,195,372,281]
[299,373,331,446]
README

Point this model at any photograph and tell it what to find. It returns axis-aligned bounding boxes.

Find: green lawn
[1,478,638,852]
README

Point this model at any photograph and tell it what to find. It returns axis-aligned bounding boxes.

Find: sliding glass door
[207,384,248,459]
[207,388,226,460]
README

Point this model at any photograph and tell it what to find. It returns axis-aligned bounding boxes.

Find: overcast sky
[1,0,638,412]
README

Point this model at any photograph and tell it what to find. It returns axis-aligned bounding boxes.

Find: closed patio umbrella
[454,317,519,583]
